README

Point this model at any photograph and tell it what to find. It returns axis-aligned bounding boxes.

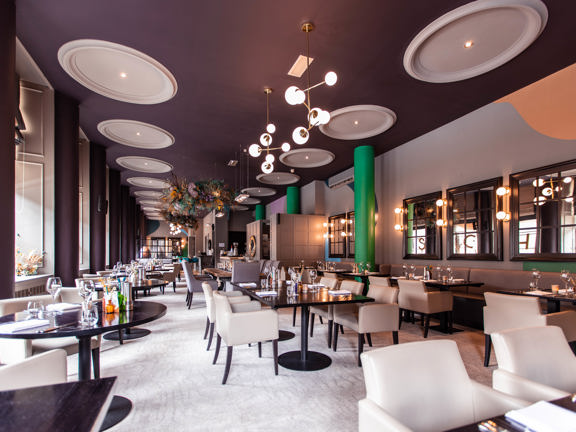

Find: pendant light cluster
[248,22,338,174]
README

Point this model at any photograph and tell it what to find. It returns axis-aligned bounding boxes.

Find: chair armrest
[470,380,529,421]
[0,339,32,364]
[492,369,570,403]
[426,291,453,312]
[228,295,252,305]
[358,399,412,432]
[358,303,399,333]
[230,300,261,312]
[0,349,67,392]
[545,312,576,342]
[226,309,279,345]
[222,291,244,297]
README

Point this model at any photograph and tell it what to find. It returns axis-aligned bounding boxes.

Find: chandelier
[169,222,183,235]
[248,88,291,174]
[284,22,337,145]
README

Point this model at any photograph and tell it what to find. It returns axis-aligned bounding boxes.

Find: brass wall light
[323,221,334,239]
[436,198,447,227]
[496,186,511,221]
[393,207,404,231]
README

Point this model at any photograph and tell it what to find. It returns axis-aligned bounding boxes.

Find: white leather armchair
[212,291,279,384]
[201,281,250,350]
[333,284,399,366]
[483,292,576,366]
[397,279,453,338]
[491,326,576,402]
[0,349,67,392]
[359,340,528,432]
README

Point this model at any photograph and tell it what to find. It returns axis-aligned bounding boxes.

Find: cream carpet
[66,282,495,432]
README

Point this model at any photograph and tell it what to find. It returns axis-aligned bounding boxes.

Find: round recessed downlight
[58,39,177,104]
[127,177,169,189]
[320,105,397,140]
[116,156,172,173]
[98,120,174,149]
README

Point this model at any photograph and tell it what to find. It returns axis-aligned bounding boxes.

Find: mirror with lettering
[403,192,442,260]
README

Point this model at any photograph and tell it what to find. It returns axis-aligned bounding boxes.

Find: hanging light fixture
[248,88,292,174]
[285,22,337,145]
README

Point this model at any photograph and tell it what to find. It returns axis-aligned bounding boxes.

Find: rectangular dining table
[234,281,374,371]
[498,288,576,313]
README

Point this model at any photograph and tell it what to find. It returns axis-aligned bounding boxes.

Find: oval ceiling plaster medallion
[133,190,163,198]
[98,120,175,149]
[137,199,162,206]
[256,172,300,185]
[320,105,397,140]
[126,177,169,189]
[116,156,173,173]
[279,148,335,168]
[240,187,276,197]
[242,197,261,205]
[403,0,547,83]
[58,39,177,104]
[231,204,249,211]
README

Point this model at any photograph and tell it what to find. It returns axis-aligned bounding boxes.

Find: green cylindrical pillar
[354,146,375,269]
[255,204,265,221]
[286,186,300,214]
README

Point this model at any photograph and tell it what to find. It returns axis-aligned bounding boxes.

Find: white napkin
[452,278,465,282]
[526,290,551,296]
[328,289,352,296]
[307,283,326,289]
[0,319,50,333]
[254,290,278,296]
[505,401,576,432]
[238,282,257,288]
[46,303,81,312]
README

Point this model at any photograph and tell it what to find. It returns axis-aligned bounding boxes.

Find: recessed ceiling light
[464,40,474,48]
[305,155,309,160]
[354,120,359,125]
[120,72,127,78]
[136,132,141,136]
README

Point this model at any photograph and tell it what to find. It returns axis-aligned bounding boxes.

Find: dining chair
[397,279,453,338]
[358,340,528,432]
[162,262,182,293]
[182,261,216,308]
[491,326,576,402]
[368,276,391,287]
[483,292,576,366]
[212,291,279,384]
[231,261,261,284]
[200,282,251,350]
[0,349,67,392]
[332,284,399,366]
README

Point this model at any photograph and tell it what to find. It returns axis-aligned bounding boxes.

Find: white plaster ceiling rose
[241,187,276,197]
[242,197,261,205]
[279,148,335,168]
[137,199,162,206]
[116,156,173,173]
[127,177,169,189]
[134,190,163,198]
[98,120,175,149]
[403,0,548,83]
[231,204,249,211]
[256,172,300,185]
[58,39,177,104]
[319,105,397,140]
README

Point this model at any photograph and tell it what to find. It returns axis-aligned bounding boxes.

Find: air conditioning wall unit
[328,167,354,189]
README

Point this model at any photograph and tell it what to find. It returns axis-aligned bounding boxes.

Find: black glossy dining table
[234,281,374,371]
[498,288,576,313]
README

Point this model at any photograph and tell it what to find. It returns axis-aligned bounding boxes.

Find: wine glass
[76,279,95,303]
[81,302,99,327]
[446,265,454,283]
[27,301,44,319]
[402,264,408,278]
[46,276,62,314]
[531,269,541,290]
[561,270,570,292]
[309,268,317,285]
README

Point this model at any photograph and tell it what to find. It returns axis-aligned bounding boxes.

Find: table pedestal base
[100,395,132,431]
[278,330,295,341]
[428,325,462,334]
[278,351,332,371]
[103,327,150,341]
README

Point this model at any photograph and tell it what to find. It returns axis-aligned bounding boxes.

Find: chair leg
[203,317,210,340]
[484,334,492,367]
[392,331,399,344]
[448,311,453,334]
[173,281,176,292]
[358,333,365,367]
[213,334,221,364]
[310,313,315,337]
[366,333,373,347]
[222,346,233,385]
[398,309,403,329]
[292,307,297,327]
[207,323,215,351]
[118,329,123,345]
[340,325,344,334]
[424,314,431,338]
[258,342,262,358]
[319,316,324,324]
[327,319,333,348]
[333,324,339,352]
[187,291,193,309]
[273,339,278,375]
[91,347,100,379]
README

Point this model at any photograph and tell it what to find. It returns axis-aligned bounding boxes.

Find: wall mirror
[446,178,502,260]
[403,192,442,260]
[511,160,576,260]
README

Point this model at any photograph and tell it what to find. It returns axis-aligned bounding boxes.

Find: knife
[36,323,76,333]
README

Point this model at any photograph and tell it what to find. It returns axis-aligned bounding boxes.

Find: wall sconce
[436,198,447,227]
[323,221,334,239]
[496,186,511,221]
[340,217,353,237]
[393,207,404,231]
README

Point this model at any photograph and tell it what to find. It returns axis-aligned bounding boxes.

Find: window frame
[402,191,442,260]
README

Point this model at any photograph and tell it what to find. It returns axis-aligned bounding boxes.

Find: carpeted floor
[66,282,496,432]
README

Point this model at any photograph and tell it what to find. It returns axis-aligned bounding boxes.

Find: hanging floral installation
[161,176,236,229]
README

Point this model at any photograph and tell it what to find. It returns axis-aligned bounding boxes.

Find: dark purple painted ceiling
[15,0,576,204]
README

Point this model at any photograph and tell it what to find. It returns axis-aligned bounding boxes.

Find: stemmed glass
[446,265,453,283]
[561,270,571,292]
[309,268,317,285]
[531,269,541,290]
[46,276,62,314]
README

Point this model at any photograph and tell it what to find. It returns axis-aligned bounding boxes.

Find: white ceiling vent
[328,168,354,189]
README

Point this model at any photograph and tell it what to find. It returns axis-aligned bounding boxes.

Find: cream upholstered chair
[397,279,453,338]
[182,261,216,308]
[201,282,251,350]
[368,276,391,287]
[212,291,279,384]
[0,349,67,392]
[483,292,576,366]
[332,284,399,366]
[162,262,182,293]
[359,340,528,432]
[231,261,261,283]
[491,326,576,402]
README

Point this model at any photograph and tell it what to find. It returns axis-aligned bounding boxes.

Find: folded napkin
[328,289,352,296]
[238,282,258,288]
[0,319,50,333]
[526,290,551,296]
[254,290,278,296]
[46,303,81,312]
[505,400,576,432]
[307,283,326,289]
[451,278,465,282]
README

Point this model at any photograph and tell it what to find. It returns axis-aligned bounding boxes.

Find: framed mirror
[511,160,576,260]
[446,178,502,260]
[403,192,442,260]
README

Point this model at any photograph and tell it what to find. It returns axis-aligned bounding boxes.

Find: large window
[403,192,442,260]
[511,160,576,260]
[328,212,355,258]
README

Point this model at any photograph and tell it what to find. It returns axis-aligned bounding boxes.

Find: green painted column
[354,145,375,269]
[255,204,265,221]
[286,186,300,214]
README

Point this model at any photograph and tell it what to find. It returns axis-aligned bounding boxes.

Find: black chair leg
[91,347,100,379]
[292,307,297,327]
[484,334,492,367]
[358,333,365,367]
[173,281,176,292]
[333,324,339,352]
[207,323,215,351]
[310,313,315,337]
[424,314,431,338]
[366,333,373,347]
[340,325,344,334]
[213,334,221,364]
[398,309,403,329]
[187,291,193,309]
[392,331,399,344]
[327,320,333,348]
[273,339,278,375]
[319,316,324,324]
[258,342,262,358]
[222,346,233,385]
[203,317,210,340]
